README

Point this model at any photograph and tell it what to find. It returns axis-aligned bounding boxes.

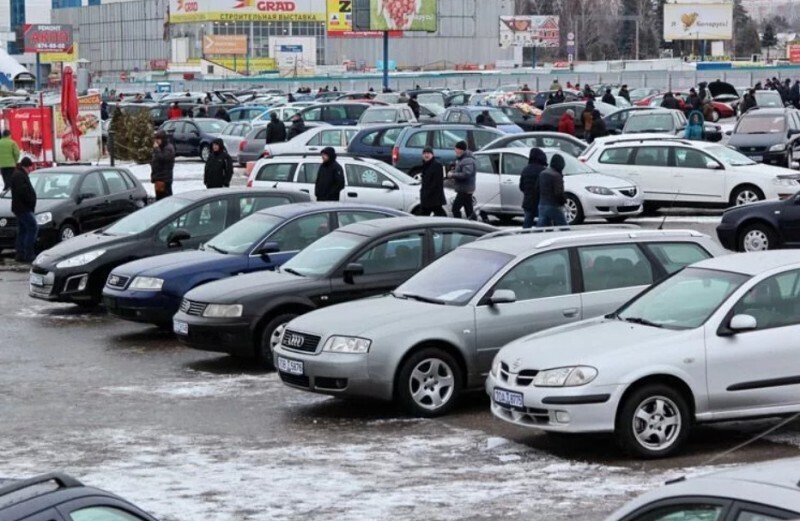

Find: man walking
[151,130,175,201]
[537,153,567,227]
[411,146,446,216]
[9,157,37,262]
[407,94,421,120]
[203,138,234,188]
[519,148,547,229]
[315,147,345,202]
[448,141,476,220]
[266,112,287,144]
[0,129,20,190]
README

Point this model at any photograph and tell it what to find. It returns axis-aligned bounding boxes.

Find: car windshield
[361,109,400,123]
[755,92,783,107]
[704,145,758,166]
[417,93,445,106]
[204,213,283,255]
[735,115,786,134]
[196,120,225,133]
[615,267,748,329]
[279,230,364,277]
[1,171,80,199]
[624,114,674,133]
[477,109,513,124]
[421,103,445,116]
[393,248,513,306]
[104,197,192,236]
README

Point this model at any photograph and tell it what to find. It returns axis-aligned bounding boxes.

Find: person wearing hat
[9,157,37,262]
[315,147,344,202]
[286,113,307,140]
[151,130,175,201]
[447,141,477,220]
[409,147,446,216]
[537,153,567,227]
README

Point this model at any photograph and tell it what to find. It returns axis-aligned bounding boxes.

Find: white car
[580,136,800,209]
[218,122,252,161]
[473,148,643,225]
[263,126,360,159]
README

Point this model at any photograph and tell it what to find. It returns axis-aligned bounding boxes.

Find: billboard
[203,35,247,54]
[327,0,402,37]
[367,0,437,32]
[663,3,733,41]
[499,16,559,48]
[23,24,74,54]
[53,94,102,164]
[3,108,55,165]
[40,42,78,64]
[169,0,325,23]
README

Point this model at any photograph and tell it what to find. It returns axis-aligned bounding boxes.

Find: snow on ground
[126,160,208,198]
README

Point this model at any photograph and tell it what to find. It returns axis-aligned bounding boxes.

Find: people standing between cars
[195,105,208,118]
[566,81,574,90]
[550,78,562,91]
[537,153,567,228]
[685,110,705,141]
[215,107,231,123]
[582,84,595,100]
[0,129,20,191]
[168,102,183,120]
[151,130,175,201]
[590,110,607,140]
[740,89,757,115]
[9,157,37,263]
[476,110,497,128]
[448,141,477,220]
[660,92,678,110]
[558,108,576,135]
[618,84,631,103]
[407,94,421,120]
[521,84,531,92]
[551,89,565,104]
[315,147,345,202]
[204,139,234,189]
[266,112,287,144]
[413,147,446,217]
[581,101,594,142]
[286,113,307,141]
[519,148,547,229]
[144,92,153,100]
[601,88,616,106]
[688,88,701,112]
[791,80,800,109]
[100,101,109,121]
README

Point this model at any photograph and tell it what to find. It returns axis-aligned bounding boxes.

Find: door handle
[502,179,515,184]
[562,308,579,317]
[308,147,318,151]
[347,192,358,197]
[300,189,309,193]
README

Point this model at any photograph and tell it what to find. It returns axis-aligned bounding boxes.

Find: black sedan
[30,188,310,307]
[0,166,147,253]
[158,118,227,162]
[174,217,496,364]
[716,194,800,252]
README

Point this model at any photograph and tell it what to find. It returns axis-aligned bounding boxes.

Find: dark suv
[727,107,800,168]
[346,123,410,164]
[391,123,504,171]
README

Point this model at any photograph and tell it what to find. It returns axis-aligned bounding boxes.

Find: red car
[636,92,734,121]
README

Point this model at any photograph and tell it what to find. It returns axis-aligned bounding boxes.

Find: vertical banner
[3,108,55,165]
[52,93,102,163]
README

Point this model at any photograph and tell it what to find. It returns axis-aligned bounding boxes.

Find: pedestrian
[195,105,208,118]
[688,88,701,112]
[519,148,547,229]
[215,107,231,123]
[582,84,595,100]
[412,146,446,216]
[151,130,175,201]
[203,138,234,189]
[740,89,757,115]
[167,103,182,119]
[521,83,531,92]
[551,88,565,104]
[101,101,109,121]
[144,91,153,100]
[581,101,594,142]
[266,112,287,144]
[601,88,616,106]
[685,110,705,141]
[537,153,567,228]
[447,141,477,220]
[558,108,576,135]
[476,110,497,128]
[9,157,37,262]
[618,84,631,103]
[286,113,307,140]
[0,129,20,191]
[288,93,296,103]
[590,110,607,140]
[791,80,800,109]
[407,94,421,120]
[315,147,345,202]
[549,78,562,90]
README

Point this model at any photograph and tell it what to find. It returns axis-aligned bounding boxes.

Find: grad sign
[23,24,74,54]
[170,0,325,23]
[663,3,733,41]
[368,0,436,32]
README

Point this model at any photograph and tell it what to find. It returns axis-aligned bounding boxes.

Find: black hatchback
[29,188,310,307]
[727,107,800,169]
[0,166,147,253]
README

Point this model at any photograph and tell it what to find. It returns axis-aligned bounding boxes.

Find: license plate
[173,320,189,336]
[29,274,44,286]
[750,155,763,162]
[493,388,524,409]
[278,357,304,376]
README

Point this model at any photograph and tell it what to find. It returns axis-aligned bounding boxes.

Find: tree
[733,0,761,58]
[764,15,789,33]
[108,106,131,162]
[127,111,154,164]
[761,22,778,61]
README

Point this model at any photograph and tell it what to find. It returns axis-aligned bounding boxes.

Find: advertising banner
[40,42,79,64]
[789,44,800,64]
[3,108,55,165]
[368,0,436,32]
[170,0,325,23]
[52,94,102,164]
[23,24,74,54]
[203,35,247,55]
[663,3,733,41]
[499,16,560,48]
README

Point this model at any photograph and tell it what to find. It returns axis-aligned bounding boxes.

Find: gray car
[237,122,328,166]
[274,228,724,417]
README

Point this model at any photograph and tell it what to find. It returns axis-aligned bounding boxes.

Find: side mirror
[381,180,398,190]
[728,314,757,333]
[167,228,191,248]
[706,161,723,170]
[78,192,96,203]
[487,289,517,305]
[256,241,280,258]
[725,130,732,136]
[343,262,364,284]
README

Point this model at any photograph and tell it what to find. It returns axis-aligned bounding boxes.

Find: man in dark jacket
[688,88,701,112]
[537,153,567,227]
[590,110,608,140]
[407,95,421,120]
[447,141,477,220]
[519,148,547,229]
[551,89,566,104]
[661,92,679,110]
[618,85,631,103]
[315,147,345,201]
[151,130,175,201]
[266,112,287,144]
[286,114,307,140]
[790,80,800,109]
[740,89,757,115]
[601,88,616,106]
[9,157,37,262]
[204,138,234,189]
[409,146,446,216]
[215,107,231,122]
[476,110,497,128]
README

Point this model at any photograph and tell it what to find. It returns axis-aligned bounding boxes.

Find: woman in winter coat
[590,110,607,140]
[204,138,234,189]
[685,110,705,141]
[558,109,576,136]
[519,148,548,229]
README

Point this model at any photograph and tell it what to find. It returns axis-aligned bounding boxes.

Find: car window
[70,506,148,521]
[578,244,653,292]
[324,105,347,121]
[432,230,480,259]
[730,269,800,331]
[378,127,404,146]
[161,121,175,132]
[297,162,320,183]
[26,171,80,199]
[360,130,380,146]
[633,146,670,167]
[255,128,267,140]
[405,131,429,148]
[473,130,499,149]
[337,210,391,227]
[674,147,719,169]
[268,213,331,252]
[157,199,228,242]
[628,504,725,521]
[346,164,389,188]
[435,129,469,149]
[303,107,322,121]
[79,172,107,197]
[100,170,128,194]
[539,136,584,156]
[354,233,424,274]
[494,249,571,301]
[475,154,498,173]
[239,195,291,219]
[346,105,368,119]
[645,242,712,275]
[255,163,297,182]
[119,171,136,189]
[445,111,462,123]
[318,129,343,146]
[735,510,793,521]
[599,147,634,165]
[501,153,529,176]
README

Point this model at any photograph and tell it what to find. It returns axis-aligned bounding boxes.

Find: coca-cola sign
[23,24,74,54]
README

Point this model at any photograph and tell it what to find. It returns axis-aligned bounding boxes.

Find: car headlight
[585,186,614,196]
[322,335,371,354]
[533,366,598,387]
[490,356,501,377]
[129,276,164,291]
[773,176,800,186]
[202,304,243,318]
[770,143,787,152]
[55,249,106,268]
[35,212,52,225]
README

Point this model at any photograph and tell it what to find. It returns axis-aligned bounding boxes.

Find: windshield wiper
[206,244,228,255]
[397,292,447,305]
[621,316,664,328]
[281,267,305,277]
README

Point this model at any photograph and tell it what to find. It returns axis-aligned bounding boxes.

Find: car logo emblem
[285,334,304,348]
[512,358,522,371]
[0,219,6,227]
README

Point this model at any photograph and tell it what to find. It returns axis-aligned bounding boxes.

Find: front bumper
[715,222,739,251]
[28,265,98,304]
[103,289,179,325]
[173,310,255,358]
[735,148,789,166]
[582,192,644,218]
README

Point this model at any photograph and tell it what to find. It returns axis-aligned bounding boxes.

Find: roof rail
[477,224,639,241]
[0,472,83,498]
[536,229,706,249]
[267,152,372,162]
[604,136,691,146]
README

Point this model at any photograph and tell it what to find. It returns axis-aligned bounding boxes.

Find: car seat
[588,255,614,291]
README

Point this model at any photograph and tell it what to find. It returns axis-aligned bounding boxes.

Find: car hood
[34,230,139,266]
[183,269,310,304]
[110,250,235,277]
[732,161,798,177]
[566,173,636,190]
[722,198,785,220]
[728,133,785,148]
[0,197,65,217]
[498,124,523,134]
[708,80,738,98]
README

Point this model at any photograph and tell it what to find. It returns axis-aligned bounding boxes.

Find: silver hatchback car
[274,228,724,417]
[488,251,800,458]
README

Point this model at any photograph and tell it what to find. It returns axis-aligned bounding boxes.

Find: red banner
[3,108,55,165]
[790,44,800,64]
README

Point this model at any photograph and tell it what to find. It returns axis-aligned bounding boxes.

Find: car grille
[498,362,539,387]
[106,274,130,289]
[739,146,768,154]
[618,188,637,198]
[492,402,551,426]
[179,298,207,317]
[281,330,321,353]
[279,372,310,388]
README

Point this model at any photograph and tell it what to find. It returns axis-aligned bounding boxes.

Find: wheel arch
[736,217,781,245]
[729,183,765,206]
[392,339,468,400]
[252,299,317,346]
[615,373,697,427]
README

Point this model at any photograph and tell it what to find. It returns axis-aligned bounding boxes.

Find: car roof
[335,216,495,237]
[691,250,800,276]
[628,108,675,115]
[32,166,110,174]
[173,188,300,201]
[257,202,406,218]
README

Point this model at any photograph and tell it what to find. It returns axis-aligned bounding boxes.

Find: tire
[200,144,211,162]
[615,384,690,459]
[605,216,629,224]
[730,185,765,207]
[396,347,462,418]
[257,313,298,367]
[738,222,777,252]
[59,223,77,242]
[563,194,584,225]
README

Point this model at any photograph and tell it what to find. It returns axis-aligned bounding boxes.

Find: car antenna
[658,188,682,230]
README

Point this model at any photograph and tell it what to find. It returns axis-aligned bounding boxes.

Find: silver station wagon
[274,228,724,417]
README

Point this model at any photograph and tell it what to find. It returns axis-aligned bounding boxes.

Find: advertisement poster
[369,0,436,32]
[53,94,102,163]
[663,3,733,41]
[2,108,55,166]
[499,16,560,48]
[789,44,800,64]
[169,0,325,23]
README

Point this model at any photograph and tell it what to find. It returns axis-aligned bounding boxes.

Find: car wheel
[564,194,584,225]
[605,216,629,224]
[738,223,776,252]
[59,223,77,242]
[397,347,462,418]
[200,144,211,162]
[258,313,298,367]
[710,109,720,122]
[730,185,764,207]
[616,384,690,458]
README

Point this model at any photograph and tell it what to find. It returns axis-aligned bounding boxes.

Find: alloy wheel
[735,190,760,206]
[408,358,455,411]
[563,198,578,224]
[631,395,682,452]
[60,227,75,241]
[269,322,289,352]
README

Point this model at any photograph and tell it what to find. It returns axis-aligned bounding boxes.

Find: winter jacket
[204,139,234,188]
[476,114,497,128]
[519,148,547,212]
[661,94,679,110]
[538,154,566,207]
[167,107,183,120]
[315,147,345,201]
[557,112,575,135]
[266,117,287,144]
[601,92,616,106]
[286,119,307,141]
[451,150,477,194]
[685,110,705,141]
[688,93,701,111]
[791,83,800,107]
[9,167,36,215]
[150,139,176,184]
[618,87,631,103]
[416,157,446,207]
[740,94,757,115]
[0,136,20,168]
[590,113,608,139]
[581,109,593,132]
[407,98,421,119]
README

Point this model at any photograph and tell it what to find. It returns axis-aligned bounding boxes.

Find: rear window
[624,114,675,133]
[645,242,712,274]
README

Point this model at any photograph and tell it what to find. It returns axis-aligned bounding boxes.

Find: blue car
[102,203,407,327]
[441,106,524,134]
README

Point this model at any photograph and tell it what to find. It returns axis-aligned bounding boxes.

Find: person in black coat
[476,110,497,128]
[601,88,616,106]
[409,146,446,216]
[660,92,679,110]
[9,157,37,262]
[215,107,231,122]
[204,138,234,189]
[286,114,307,140]
[618,84,631,103]
[519,148,547,229]
[790,80,800,109]
[590,110,608,140]
[151,130,175,200]
[407,95,421,120]
[315,147,345,202]
[266,112,287,144]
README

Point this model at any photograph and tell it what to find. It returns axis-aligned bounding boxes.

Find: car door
[295,162,320,196]
[473,153,501,214]
[74,171,112,231]
[343,163,405,209]
[252,212,333,269]
[499,151,529,212]
[100,169,136,222]
[705,268,800,413]
[433,128,469,164]
[672,146,727,204]
[373,127,403,164]
[154,197,229,252]
[184,121,202,155]
[473,249,581,372]
[629,145,674,202]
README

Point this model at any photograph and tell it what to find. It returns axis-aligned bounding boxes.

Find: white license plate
[750,155,763,162]
[278,357,304,376]
[173,320,189,336]
[493,388,524,409]
[29,274,44,286]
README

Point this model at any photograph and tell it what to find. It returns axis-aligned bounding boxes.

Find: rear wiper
[621,316,664,328]
[281,267,305,277]
[398,292,446,305]
[206,244,228,255]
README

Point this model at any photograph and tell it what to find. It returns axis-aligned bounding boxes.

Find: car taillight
[239,140,246,151]
[392,146,399,165]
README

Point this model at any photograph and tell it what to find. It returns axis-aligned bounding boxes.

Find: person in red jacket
[558,109,576,136]
[167,102,183,120]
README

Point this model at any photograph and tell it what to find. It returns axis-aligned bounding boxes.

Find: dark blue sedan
[102,202,407,327]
